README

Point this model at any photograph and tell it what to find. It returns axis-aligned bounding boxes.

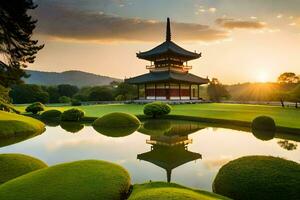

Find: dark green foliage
[278,72,299,84]
[40,110,62,120]
[88,86,114,101]
[57,84,79,98]
[144,102,172,118]
[0,154,47,184]
[61,108,84,122]
[58,96,71,103]
[213,156,300,200]
[43,86,60,103]
[25,102,44,114]
[252,116,276,132]
[71,99,82,106]
[114,82,137,100]
[289,84,300,108]
[0,160,131,200]
[0,0,44,87]
[207,78,230,102]
[10,84,49,104]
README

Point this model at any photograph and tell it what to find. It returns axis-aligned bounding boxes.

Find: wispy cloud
[215,18,267,30]
[33,2,229,43]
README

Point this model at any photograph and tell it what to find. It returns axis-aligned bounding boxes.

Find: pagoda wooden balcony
[146,65,192,70]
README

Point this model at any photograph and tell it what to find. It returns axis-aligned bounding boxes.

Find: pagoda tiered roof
[125,70,209,84]
[137,18,201,61]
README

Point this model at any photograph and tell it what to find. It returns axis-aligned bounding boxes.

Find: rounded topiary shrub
[0,154,47,184]
[0,160,131,200]
[252,116,276,132]
[61,108,84,122]
[129,182,229,200]
[213,156,300,200]
[93,112,140,137]
[40,110,62,120]
[143,101,171,118]
[252,116,276,141]
[25,102,45,114]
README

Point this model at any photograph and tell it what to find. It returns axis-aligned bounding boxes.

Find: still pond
[1,119,299,191]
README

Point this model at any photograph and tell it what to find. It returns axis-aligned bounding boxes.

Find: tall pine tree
[0,0,43,87]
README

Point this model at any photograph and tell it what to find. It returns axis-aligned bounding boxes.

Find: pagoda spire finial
[166,17,171,41]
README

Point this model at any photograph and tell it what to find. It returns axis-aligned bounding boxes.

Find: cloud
[33,2,229,43]
[208,7,217,13]
[215,18,267,30]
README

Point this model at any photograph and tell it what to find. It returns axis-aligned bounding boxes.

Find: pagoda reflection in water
[137,120,204,182]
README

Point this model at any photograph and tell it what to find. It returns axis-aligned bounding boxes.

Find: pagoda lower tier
[125,71,209,100]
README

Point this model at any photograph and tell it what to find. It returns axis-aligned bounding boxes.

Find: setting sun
[257,70,270,83]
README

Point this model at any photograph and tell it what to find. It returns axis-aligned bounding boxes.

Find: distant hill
[24,70,122,87]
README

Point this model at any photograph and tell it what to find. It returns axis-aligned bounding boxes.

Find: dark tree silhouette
[277,72,299,84]
[277,140,297,151]
[0,0,44,87]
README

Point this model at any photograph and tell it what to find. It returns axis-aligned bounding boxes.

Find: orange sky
[28,0,300,84]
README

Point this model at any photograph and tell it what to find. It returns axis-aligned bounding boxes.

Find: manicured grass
[213,156,300,200]
[0,111,45,146]
[0,160,131,200]
[129,182,231,200]
[16,103,300,129]
[0,154,47,184]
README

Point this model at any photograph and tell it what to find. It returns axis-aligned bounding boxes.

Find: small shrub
[41,110,62,120]
[61,108,84,122]
[143,102,171,118]
[252,116,276,132]
[59,96,71,103]
[71,99,82,106]
[213,156,300,200]
[25,102,45,114]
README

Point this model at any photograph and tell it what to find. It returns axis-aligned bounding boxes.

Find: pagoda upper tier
[137,18,201,62]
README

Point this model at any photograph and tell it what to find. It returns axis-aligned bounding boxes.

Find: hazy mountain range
[24,70,122,87]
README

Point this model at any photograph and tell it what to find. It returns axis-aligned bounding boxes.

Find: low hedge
[129,182,230,200]
[0,154,47,184]
[61,108,84,122]
[213,156,300,200]
[0,160,131,200]
[252,116,276,132]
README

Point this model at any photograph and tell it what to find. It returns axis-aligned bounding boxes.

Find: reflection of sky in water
[0,125,299,191]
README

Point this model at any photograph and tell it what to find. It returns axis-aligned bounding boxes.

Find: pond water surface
[0,119,299,191]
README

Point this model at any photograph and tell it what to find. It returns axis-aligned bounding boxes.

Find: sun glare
[257,70,269,82]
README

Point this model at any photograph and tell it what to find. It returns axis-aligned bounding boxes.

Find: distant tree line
[9,82,137,104]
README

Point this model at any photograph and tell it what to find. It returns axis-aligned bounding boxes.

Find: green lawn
[17,103,300,129]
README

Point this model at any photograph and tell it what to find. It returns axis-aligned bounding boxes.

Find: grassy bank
[0,111,45,138]
[17,103,300,129]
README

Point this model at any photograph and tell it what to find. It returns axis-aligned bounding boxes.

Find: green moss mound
[92,112,140,137]
[60,122,84,133]
[41,109,62,120]
[0,154,47,184]
[213,156,300,200]
[0,111,45,146]
[0,160,131,200]
[129,182,230,200]
[252,116,276,132]
[61,108,85,122]
[25,102,45,114]
[144,102,172,118]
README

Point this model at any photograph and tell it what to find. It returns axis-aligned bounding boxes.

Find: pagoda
[125,18,209,101]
